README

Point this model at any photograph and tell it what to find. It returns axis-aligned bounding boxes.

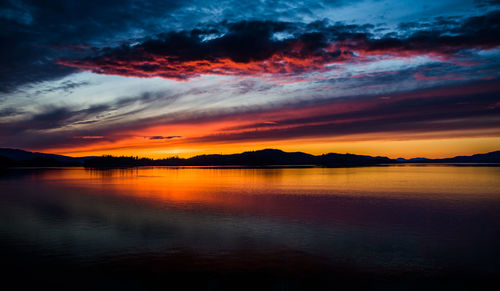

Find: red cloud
[58,12,500,81]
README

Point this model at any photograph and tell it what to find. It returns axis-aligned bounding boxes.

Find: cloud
[0,0,370,92]
[58,20,347,79]
[73,135,104,139]
[1,79,498,150]
[32,80,91,96]
[0,0,188,92]
[0,104,111,135]
[1,1,497,92]
[0,107,24,118]
[475,0,500,8]
[57,11,500,81]
[190,82,500,143]
[148,135,182,140]
[366,11,500,55]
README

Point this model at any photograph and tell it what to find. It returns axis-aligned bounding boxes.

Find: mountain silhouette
[80,149,396,168]
[396,151,500,164]
[0,148,94,167]
[434,151,500,163]
[1,148,499,168]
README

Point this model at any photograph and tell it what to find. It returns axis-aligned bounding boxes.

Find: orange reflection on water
[24,165,499,226]
[34,166,500,205]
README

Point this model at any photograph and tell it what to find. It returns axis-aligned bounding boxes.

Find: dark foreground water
[0,165,499,290]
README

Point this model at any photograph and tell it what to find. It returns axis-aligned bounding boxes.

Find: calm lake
[1,165,499,290]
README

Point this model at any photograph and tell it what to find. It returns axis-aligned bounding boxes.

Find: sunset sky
[1,0,499,158]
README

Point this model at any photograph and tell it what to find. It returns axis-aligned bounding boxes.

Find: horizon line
[2,147,499,161]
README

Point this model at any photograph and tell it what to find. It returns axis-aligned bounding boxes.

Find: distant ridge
[435,151,500,163]
[396,151,500,164]
[176,149,393,167]
[1,148,499,168]
[0,148,94,167]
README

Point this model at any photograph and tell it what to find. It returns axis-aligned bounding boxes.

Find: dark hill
[434,151,500,163]
[83,149,397,167]
[186,149,315,166]
[0,148,94,167]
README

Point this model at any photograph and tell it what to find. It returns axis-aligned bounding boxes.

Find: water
[1,165,499,290]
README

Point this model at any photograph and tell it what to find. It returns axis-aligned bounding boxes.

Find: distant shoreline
[1,148,499,168]
[3,163,500,171]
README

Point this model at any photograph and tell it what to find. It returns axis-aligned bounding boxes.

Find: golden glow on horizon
[49,136,500,159]
[42,167,500,203]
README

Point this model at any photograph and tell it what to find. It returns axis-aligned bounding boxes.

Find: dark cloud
[58,11,500,80]
[0,106,24,117]
[114,91,180,108]
[58,19,366,78]
[148,136,182,140]
[0,0,187,92]
[2,0,498,91]
[368,10,500,54]
[0,104,111,133]
[0,88,188,147]
[475,0,500,8]
[0,88,184,137]
[32,80,91,96]
[0,0,371,92]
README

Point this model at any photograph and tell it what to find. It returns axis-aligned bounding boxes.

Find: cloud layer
[1,79,498,151]
[58,11,500,80]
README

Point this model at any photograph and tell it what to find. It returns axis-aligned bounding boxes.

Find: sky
[1,0,499,158]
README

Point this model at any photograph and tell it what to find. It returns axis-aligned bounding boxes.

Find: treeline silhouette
[0,156,80,168]
[83,149,394,168]
[2,148,499,168]
[83,155,185,167]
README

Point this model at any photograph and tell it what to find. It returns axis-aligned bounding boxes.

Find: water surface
[1,165,499,290]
